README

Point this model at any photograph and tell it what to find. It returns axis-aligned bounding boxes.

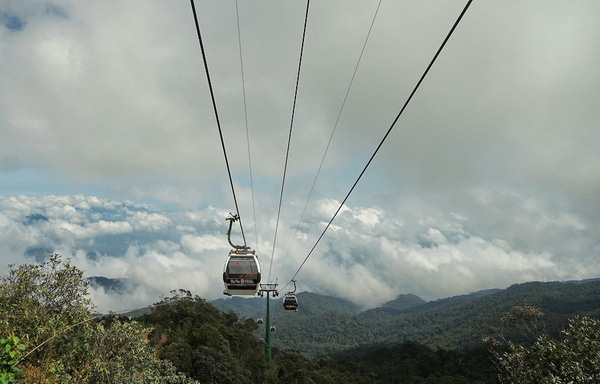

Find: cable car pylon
[258,282,278,363]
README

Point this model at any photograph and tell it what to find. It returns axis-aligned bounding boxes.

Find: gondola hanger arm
[226,214,249,250]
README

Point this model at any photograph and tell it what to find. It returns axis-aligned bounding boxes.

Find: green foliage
[270,351,379,384]
[1,256,197,383]
[487,307,600,383]
[161,342,193,373]
[5,256,600,383]
[248,280,600,356]
[140,290,268,383]
[0,253,93,333]
[77,320,197,383]
[0,254,94,380]
[360,293,427,317]
[139,290,379,383]
[211,291,362,320]
[0,337,25,383]
[332,341,498,383]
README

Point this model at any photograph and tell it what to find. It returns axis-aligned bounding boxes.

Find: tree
[486,306,600,383]
[0,254,94,381]
[76,320,197,383]
[140,291,267,384]
[0,255,198,383]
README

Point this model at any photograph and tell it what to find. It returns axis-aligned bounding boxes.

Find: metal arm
[226,214,249,250]
[287,279,297,295]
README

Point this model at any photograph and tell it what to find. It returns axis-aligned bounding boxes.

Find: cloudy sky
[1,0,599,312]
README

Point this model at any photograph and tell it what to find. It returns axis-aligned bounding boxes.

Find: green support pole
[259,283,278,364]
[266,292,272,363]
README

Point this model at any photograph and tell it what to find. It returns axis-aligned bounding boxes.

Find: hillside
[213,279,600,356]
[358,293,428,317]
[211,291,362,320]
[87,276,130,292]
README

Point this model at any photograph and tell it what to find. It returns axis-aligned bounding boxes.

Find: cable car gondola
[283,293,298,312]
[222,214,261,296]
[223,249,261,296]
[282,279,299,312]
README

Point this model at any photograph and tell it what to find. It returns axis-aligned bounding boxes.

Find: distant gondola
[283,293,298,312]
[282,279,299,312]
[222,249,261,296]
[257,317,264,325]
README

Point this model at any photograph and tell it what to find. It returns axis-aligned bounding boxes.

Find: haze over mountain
[1,193,600,314]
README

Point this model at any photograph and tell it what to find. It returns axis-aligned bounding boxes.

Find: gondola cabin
[283,293,299,312]
[222,249,261,296]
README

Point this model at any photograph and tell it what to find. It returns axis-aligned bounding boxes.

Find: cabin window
[227,257,258,275]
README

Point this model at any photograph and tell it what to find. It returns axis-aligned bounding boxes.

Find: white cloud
[128,211,171,232]
[2,0,600,311]
[423,228,447,246]
[352,206,382,228]
[181,234,228,255]
[0,193,599,312]
[93,220,133,235]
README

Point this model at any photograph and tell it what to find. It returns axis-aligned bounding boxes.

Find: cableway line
[283,0,475,289]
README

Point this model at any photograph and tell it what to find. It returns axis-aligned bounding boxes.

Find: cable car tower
[258,282,278,363]
[222,214,261,296]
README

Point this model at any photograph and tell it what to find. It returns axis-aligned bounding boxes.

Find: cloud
[1,192,599,312]
[1,1,600,311]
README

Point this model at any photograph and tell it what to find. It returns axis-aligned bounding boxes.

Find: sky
[1,0,599,312]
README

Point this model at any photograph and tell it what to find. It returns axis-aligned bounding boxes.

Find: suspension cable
[274,0,383,281]
[267,0,311,283]
[283,0,475,288]
[235,0,259,251]
[190,0,247,245]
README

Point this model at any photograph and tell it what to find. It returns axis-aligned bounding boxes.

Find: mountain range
[211,279,600,356]
[90,276,600,356]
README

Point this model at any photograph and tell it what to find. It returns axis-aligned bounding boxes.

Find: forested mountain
[2,255,380,383]
[332,342,498,384]
[213,279,600,356]
[212,291,361,320]
[358,293,428,317]
[87,276,130,293]
[4,256,599,383]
